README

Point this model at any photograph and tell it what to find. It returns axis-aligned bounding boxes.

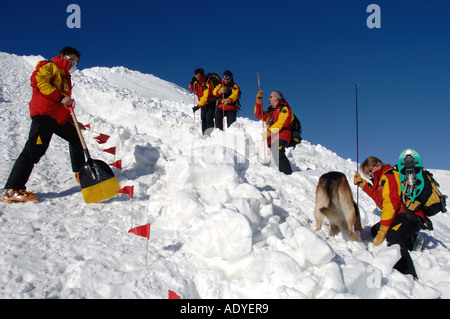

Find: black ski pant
[215,108,236,131]
[201,102,215,136]
[371,213,421,278]
[269,139,292,175]
[5,115,85,190]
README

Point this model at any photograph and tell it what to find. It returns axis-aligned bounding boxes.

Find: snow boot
[3,189,38,203]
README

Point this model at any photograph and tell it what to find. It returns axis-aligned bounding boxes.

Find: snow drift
[1,51,450,299]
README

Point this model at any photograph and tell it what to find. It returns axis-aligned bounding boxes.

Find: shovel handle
[68,102,88,151]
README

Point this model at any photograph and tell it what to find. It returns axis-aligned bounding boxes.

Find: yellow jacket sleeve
[197,82,213,107]
[269,106,292,133]
[227,84,240,103]
[34,62,63,101]
[213,84,222,98]
[379,173,401,227]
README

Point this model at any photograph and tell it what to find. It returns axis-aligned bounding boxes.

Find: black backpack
[288,114,302,148]
[204,73,221,91]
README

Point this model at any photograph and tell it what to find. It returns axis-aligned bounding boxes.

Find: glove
[192,106,200,112]
[373,225,389,246]
[353,172,367,188]
[190,77,197,85]
[218,87,227,95]
[261,131,268,141]
[61,96,74,107]
[221,98,231,105]
[256,91,263,103]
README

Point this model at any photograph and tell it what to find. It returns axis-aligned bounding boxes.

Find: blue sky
[1,0,450,170]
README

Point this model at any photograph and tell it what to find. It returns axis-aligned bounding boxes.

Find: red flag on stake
[93,133,110,144]
[129,223,150,239]
[168,290,181,299]
[129,223,151,266]
[115,185,133,198]
[83,123,91,130]
[109,159,122,170]
[103,146,116,155]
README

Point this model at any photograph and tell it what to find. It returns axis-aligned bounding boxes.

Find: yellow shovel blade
[81,176,121,204]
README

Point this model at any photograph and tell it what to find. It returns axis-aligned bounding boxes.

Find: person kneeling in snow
[3,47,86,203]
[354,156,425,279]
[254,90,293,175]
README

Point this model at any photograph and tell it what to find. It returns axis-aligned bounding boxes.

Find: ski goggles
[65,55,78,67]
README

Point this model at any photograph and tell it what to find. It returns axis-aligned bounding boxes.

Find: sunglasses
[365,163,380,175]
[65,55,78,67]
[223,75,232,80]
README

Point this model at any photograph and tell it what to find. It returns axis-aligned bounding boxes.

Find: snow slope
[1,51,450,299]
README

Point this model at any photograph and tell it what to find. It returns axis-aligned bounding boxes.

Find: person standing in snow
[213,70,241,131]
[3,47,85,203]
[254,90,293,175]
[354,156,425,279]
[189,68,216,137]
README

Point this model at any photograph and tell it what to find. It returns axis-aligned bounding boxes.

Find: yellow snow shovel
[70,109,121,204]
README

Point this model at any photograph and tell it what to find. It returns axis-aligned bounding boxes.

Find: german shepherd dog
[314,172,363,241]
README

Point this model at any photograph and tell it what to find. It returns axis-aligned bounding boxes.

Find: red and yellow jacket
[362,165,425,228]
[189,75,216,108]
[29,56,73,125]
[213,81,240,111]
[254,99,293,146]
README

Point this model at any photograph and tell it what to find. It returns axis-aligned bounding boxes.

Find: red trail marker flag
[129,223,150,239]
[168,290,181,299]
[93,133,110,144]
[129,223,151,266]
[103,146,116,155]
[109,159,122,170]
[116,185,133,198]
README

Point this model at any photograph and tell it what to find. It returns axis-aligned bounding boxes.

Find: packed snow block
[170,145,248,189]
[242,260,273,283]
[341,259,382,298]
[191,144,248,174]
[161,190,203,228]
[191,208,253,261]
[315,262,346,294]
[412,280,442,299]
[372,244,401,276]
[294,227,335,265]
[230,198,262,231]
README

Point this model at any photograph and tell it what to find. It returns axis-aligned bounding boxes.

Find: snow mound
[1,51,450,299]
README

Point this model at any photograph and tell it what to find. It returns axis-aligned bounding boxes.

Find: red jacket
[362,165,425,228]
[189,75,216,107]
[254,99,293,146]
[213,81,240,111]
[29,56,73,125]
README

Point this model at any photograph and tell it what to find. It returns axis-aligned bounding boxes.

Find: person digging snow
[3,47,86,203]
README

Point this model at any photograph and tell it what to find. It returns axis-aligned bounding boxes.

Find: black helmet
[223,70,233,80]
[194,68,204,75]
